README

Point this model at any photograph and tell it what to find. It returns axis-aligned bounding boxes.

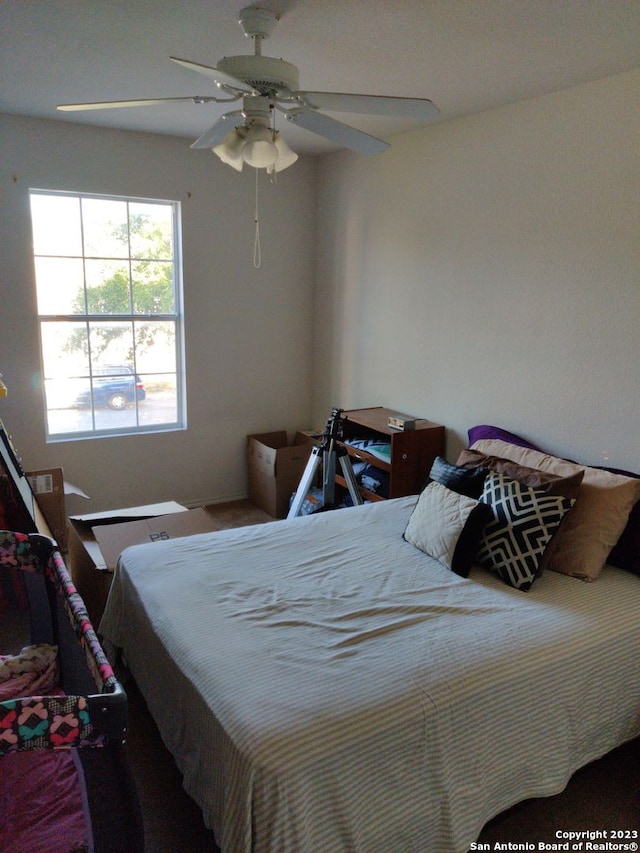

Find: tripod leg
[322,447,337,508]
[287,448,323,519]
[338,454,364,507]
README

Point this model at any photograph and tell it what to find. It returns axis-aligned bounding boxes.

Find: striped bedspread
[99,497,640,853]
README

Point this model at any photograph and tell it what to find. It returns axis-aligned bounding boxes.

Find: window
[29,190,185,440]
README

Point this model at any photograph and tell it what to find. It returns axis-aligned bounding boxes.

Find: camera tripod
[287,407,363,519]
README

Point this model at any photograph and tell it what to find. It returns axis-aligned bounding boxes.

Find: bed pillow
[404,481,492,577]
[472,439,640,581]
[429,455,488,499]
[607,495,640,575]
[467,424,541,451]
[477,472,575,591]
[457,448,584,500]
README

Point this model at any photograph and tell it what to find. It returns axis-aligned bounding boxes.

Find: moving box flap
[93,507,217,571]
[27,468,68,551]
[71,501,187,525]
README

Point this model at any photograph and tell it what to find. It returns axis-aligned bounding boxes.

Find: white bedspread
[100,497,640,853]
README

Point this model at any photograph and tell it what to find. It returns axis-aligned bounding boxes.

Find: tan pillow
[470,439,640,581]
[456,448,584,500]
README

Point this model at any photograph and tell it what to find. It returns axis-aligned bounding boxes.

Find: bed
[0,531,143,853]
[99,429,640,853]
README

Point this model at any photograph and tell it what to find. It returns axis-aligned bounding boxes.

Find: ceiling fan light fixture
[242,124,278,168]
[268,132,299,174]
[212,126,248,170]
[213,124,298,173]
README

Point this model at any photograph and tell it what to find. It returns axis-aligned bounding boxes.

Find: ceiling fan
[57,5,440,173]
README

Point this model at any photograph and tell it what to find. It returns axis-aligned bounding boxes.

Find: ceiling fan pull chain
[253,168,261,268]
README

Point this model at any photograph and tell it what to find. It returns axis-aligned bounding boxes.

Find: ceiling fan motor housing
[238,6,279,40]
[217,55,300,96]
[56,2,439,161]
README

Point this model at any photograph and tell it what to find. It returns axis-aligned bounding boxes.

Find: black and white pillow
[477,471,575,591]
[404,481,492,577]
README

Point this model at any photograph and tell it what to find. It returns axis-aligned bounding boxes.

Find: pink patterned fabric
[0,532,113,755]
[0,531,116,691]
[0,694,100,755]
[0,672,54,702]
[0,531,139,851]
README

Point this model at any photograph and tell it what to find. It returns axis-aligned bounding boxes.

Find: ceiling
[2,0,639,156]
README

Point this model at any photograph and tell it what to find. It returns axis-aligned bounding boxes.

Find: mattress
[99,497,640,853]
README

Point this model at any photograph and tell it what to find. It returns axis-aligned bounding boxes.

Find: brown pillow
[456,449,585,500]
[468,439,640,581]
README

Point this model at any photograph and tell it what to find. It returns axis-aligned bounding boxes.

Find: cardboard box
[27,468,70,552]
[294,429,323,448]
[0,465,74,552]
[67,502,217,625]
[247,432,311,518]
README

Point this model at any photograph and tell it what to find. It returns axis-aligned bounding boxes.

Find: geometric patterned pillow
[477,472,575,591]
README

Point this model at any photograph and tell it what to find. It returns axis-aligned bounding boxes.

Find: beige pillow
[403,481,491,577]
[471,439,640,581]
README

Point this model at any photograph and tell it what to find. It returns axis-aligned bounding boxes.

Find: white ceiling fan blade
[57,96,219,112]
[284,109,389,155]
[293,91,440,122]
[170,56,257,95]
[190,111,245,149]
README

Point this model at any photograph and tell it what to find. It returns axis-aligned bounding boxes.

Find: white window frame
[29,189,186,442]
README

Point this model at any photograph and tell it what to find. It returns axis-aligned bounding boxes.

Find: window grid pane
[30,190,185,441]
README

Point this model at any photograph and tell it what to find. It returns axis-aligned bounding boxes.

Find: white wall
[2,68,638,514]
[0,114,316,512]
[313,69,640,472]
